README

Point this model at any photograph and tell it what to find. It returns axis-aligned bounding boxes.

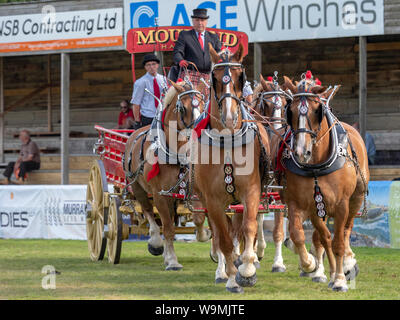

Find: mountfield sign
[126,26,248,54]
[123,0,384,42]
[0,8,123,53]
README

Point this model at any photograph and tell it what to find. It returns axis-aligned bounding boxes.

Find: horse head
[166,79,207,131]
[283,74,340,164]
[254,74,291,130]
[209,43,246,131]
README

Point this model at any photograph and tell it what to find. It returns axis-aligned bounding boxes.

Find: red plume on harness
[267,76,273,82]
[315,78,321,86]
[305,70,313,80]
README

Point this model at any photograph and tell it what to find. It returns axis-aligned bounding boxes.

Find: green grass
[0,239,399,300]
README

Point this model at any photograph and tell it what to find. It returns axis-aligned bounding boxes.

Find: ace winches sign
[0,8,123,53]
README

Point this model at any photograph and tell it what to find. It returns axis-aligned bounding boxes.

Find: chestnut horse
[191,44,271,293]
[281,75,369,291]
[124,80,207,270]
[252,74,291,273]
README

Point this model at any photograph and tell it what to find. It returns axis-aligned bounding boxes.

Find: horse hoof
[215,278,228,284]
[234,258,242,268]
[235,272,257,287]
[148,243,163,256]
[345,263,360,281]
[272,266,286,273]
[332,285,348,292]
[254,261,261,269]
[283,238,291,248]
[328,281,334,289]
[312,276,327,283]
[299,271,312,278]
[165,265,183,271]
[257,255,263,261]
[226,286,244,294]
[209,252,218,263]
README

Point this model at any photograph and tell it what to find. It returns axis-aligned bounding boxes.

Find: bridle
[210,50,246,127]
[257,87,292,126]
[173,82,205,129]
[288,83,325,142]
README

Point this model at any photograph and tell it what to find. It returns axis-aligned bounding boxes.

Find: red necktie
[198,32,204,50]
[153,77,160,108]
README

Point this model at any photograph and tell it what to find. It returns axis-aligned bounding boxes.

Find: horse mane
[162,80,185,109]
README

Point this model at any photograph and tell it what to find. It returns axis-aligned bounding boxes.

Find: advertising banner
[123,0,384,43]
[0,8,123,53]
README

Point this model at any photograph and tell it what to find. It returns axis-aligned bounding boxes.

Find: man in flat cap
[170,8,221,82]
[131,53,168,128]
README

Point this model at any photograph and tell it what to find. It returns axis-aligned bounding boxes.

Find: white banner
[0,185,88,240]
[123,0,384,42]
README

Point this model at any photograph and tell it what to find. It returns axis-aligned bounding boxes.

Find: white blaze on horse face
[272,95,282,130]
[224,70,234,127]
[296,113,307,160]
[193,106,201,121]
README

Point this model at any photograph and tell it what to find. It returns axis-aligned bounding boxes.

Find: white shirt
[130,72,168,118]
[243,81,253,98]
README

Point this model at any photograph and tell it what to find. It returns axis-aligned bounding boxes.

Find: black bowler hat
[142,53,160,66]
[191,8,209,19]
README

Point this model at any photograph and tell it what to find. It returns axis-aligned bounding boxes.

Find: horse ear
[320,85,341,100]
[260,74,269,90]
[282,76,297,94]
[209,43,220,64]
[233,43,245,63]
[311,85,327,95]
[170,80,185,93]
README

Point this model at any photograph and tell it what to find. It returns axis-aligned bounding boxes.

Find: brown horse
[191,44,271,293]
[124,80,207,270]
[281,75,369,291]
[252,74,291,273]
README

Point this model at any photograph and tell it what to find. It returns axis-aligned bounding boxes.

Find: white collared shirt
[130,72,168,118]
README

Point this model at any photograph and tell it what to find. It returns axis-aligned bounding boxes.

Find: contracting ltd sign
[0,7,123,53]
[124,0,384,42]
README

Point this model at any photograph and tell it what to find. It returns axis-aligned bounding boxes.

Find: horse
[123,79,207,270]
[251,74,291,273]
[280,74,369,291]
[190,43,271,293]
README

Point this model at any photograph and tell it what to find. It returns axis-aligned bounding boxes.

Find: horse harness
[281,82,368,220]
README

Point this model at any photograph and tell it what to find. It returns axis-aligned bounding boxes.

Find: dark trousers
[140,115,154,128]
[3,161,40,181]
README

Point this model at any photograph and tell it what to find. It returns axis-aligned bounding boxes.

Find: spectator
[117,100,135,129]
[131,54,168,128]
[352,122,376,165]
[1,130,40,185]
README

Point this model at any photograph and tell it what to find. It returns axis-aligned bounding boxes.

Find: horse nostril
[306,150,312,157]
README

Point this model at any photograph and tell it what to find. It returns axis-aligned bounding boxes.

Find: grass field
[0,239,399,300]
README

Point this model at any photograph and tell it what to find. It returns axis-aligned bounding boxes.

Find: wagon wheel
[86,160,109,261]
[106,197,123,264]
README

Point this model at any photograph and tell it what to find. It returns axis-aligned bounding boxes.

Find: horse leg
[207,218,229,283]
[288,208,318,274]
[343,214,358,281]
[256,212,266,264]
[235,193,259,288]
[309,217,336,286]
[272,210,286,273]
[206,200,242,293]
[307,229,327,283]
[232,213,243,267]
[153,193,182,270]
[132,182,163,255]
[193,211,212,242]
[331,200,350,292]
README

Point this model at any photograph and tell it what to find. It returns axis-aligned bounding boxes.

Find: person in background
[1,130,40,184]
[117,100,135,129]
[131,54,168,129]
[352,122,376,165]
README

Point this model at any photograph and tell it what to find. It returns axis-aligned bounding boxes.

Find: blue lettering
[220,0,238,30]
[171,4,190,26]
[198,1,217,28]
